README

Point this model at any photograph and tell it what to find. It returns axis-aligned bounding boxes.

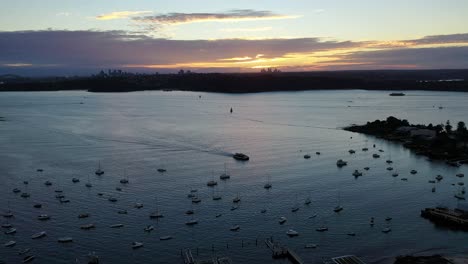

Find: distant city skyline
[1,0,468,75]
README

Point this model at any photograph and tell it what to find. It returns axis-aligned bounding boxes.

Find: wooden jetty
[324,255,367,264]
[265,239,304,264]
[421,207,468,230]
[182,249,232,264]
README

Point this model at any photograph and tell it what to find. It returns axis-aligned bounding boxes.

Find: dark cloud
[132,9,297,25]
[0,30,467,75]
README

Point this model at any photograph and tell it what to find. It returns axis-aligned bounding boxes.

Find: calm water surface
[0,90,467,263]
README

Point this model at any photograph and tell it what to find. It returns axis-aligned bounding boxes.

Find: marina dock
[421,207,468,229]
[265,239,304,264]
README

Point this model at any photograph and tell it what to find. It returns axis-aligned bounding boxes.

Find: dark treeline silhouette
[1,69,468,93]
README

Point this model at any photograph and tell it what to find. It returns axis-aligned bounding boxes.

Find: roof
[331,255,367,264]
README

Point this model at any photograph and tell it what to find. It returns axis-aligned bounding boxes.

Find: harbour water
[0,90,467,263]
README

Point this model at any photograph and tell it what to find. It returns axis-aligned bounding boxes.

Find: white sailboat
[120,169,129,184]
[220,163,230,180]
[264,175,272,189]
[149,196,164,218]
[333,192,343,212]
[95,161,104,176]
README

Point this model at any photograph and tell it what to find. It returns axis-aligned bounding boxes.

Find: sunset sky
[1,0,468,75]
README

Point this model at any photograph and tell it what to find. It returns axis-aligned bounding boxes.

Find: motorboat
[232,194,241,203]
[454,193,465,200]
[230,205,238,211]
[134,203,144,209]
[58,237,73,243]
[336,159,347,167]
[260,209,267,213]
[157,168,167,173]
[13,188,21,193]
[410,170,417,174]
[316,152,321,155]
[78,213,89,218]
[373,154,380,158]
[110,224,124,228]
[20,192,30,198]
[149,211,164,218]
[85,182,92,188]
[304,154,311,159]
[392,173,399,177]
[382,227,392,233]
[264,183,272,189]
[386,167,393,171]
[116,187,122,191]
[385,217,392,221]
[304,243,318,248]
[316,227,328,232]
[286,229,299,237]
[347,232,356,236]
[348,149,356,154]
[144,225,154,232]
[132,242,144,249]
[233,153,249,161]
[362,148,369,151]
[185,219,198,225]
[5,228,16,234]
[304,197,311,205]
[185,209,194,215]
[334,206,343,212]
[72,178,80,183]
[23,181,29,185]
[23,255,35,263]
[31,231,46,239]
[120,178,129,184]
[80,224,95,230]
[37,214,50,220]
[2,223,13,228]
[207,180,218,187]
[212,194,222,200]
[309,214,318,219]
[401,178,408,181]
[108,197,118,202]
[456,173,464,178]
[428,180,436,184]
[191,197,201,203]
[59,198,70,203]
[435,175,443,181]
[279,217,287,224]
[230,225,240,231]
[117,210,127,214]
[352,170,362,177]
[364,167,370,171]
[291,206,299,212]
[44,181,52,186]
[4,240,16,247]
[386,160,393,164]
[18,248,31,255]
[159,235,172,240]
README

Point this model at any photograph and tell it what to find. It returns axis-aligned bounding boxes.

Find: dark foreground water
[0,90,467,264]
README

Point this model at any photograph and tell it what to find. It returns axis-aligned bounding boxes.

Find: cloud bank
[0,30,467,75]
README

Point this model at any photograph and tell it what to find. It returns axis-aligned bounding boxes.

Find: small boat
[185,219,198,225]
[23,181,29,185]
[95,162,104,176]
[144,225,154,232]
[55,194,65,199]
[120,179,129,184]
[334,206,343,212]
[435,175,443,181]
[108,197,118,202]
[187,193,196,198]
[304,197,311,205]
[379,149,385,152]
[373,154,380,158]
[23,255,35,263]
[352,170,362,177]
[230,225,240,231]
[304,154,311,159]
[386,167,393,171]
[116,187,122,191]
[37,169,43,172]
[191,197,201,203]
[401,178,408,181]
[120,169,129,184]
[31,231,46,239]
[159,235,172,240]
[392,173,399,177]
[233,153,249,161]
[428,180,436,183]
[432,187,436,192]
[132,242,144,249]
[3,210,13,218]
[18,248,31,255]
[80,224,95,230]
[220,164,231,180]
[212,194,222,200]
[410,170,417,174]
[291,206,299,212]
[117,210,127,214]
[260,209,267,213]
[20,192,30,198]
[13,188,21,193]
[97,193,103,196]
[230,205,239,211]
[286,229,299,237]
[279,217,287,224]
[207,180,217,187]
[316,152,321,155]
[309,214,318,219]
[134,203,144,209]
[456,173,465,178]
[37,214,50,220]
[4,240,16,247]
[157,168,167,173]
[185,209,194,215]
[58,237,73,243]
[5,228,16,234]
[348,149,356,154]
[44,181,52,186]
[85,183,92,188]
[304,243,318,248]
[385,217,392,221]
[233,194,241,203]
[215,213,222,218]
[454,193,465,200]
[2,223,13,228]
[364,167,370,171]
[389,92,405,96]
[336,159,347,167]
[386,160,393,164]
[110,224,124,228]
[382,227,392,233]
[149,211,164,218]
[459,182,465,186]
[316,227,328,232]
[60,198,70,204]
[347,232,356,236]
[362,148,369,151]
[72,178,80,183]
[54,189,63,193]
[370,217,375,226]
